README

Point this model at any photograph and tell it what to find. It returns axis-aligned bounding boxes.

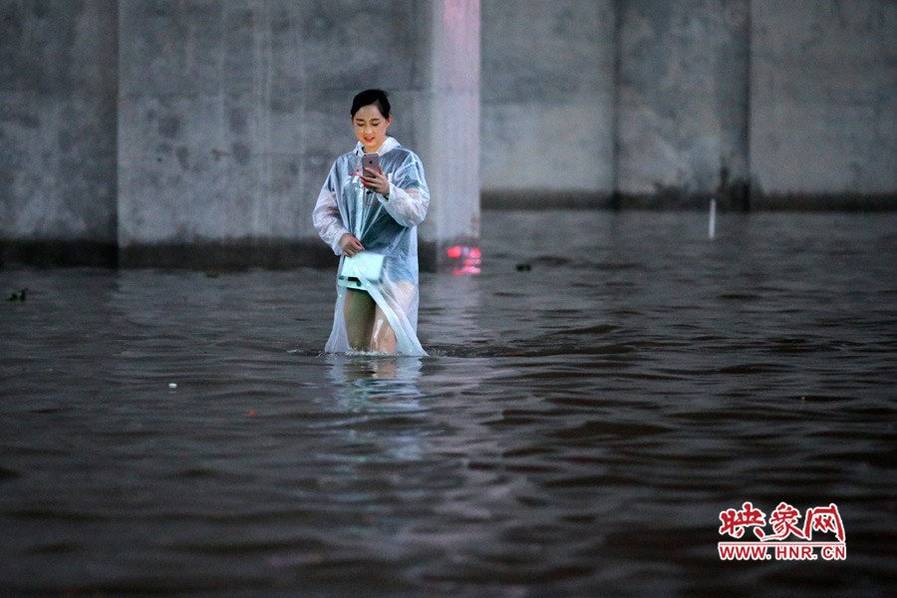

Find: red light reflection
[445,244,481,276]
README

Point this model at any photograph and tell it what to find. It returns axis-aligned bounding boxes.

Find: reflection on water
[327,354,425,462]
[327,353,423,391]
[1,211,895,595]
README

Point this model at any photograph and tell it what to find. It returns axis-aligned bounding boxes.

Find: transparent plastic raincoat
[312,136,430,356]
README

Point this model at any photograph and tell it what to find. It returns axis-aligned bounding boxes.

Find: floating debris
[6,288,27,302]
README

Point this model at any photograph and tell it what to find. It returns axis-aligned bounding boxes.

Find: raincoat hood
[353,135,400,157]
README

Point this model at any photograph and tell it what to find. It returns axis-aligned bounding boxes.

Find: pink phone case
[363,153,381,175]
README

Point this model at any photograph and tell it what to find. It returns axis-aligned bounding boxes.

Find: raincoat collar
[353,135,399,157]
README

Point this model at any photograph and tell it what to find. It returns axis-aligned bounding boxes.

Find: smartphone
[362,153,382,176]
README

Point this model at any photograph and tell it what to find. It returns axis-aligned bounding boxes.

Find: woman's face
[352,104,392,153]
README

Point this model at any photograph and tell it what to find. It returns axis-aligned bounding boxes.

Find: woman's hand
[338,233,364,257]
[361,167,390,196]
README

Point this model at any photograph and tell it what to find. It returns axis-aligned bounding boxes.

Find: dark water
[1,211,896,596]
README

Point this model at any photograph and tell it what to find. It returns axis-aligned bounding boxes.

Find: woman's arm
[377,156,431,228]
[311,165,350,255]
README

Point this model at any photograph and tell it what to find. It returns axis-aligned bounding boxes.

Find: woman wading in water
[312,89,430,356]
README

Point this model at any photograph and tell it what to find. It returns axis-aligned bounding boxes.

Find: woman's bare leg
[370,281,416,353]
[369,307,397,353]
[343,288,376,350]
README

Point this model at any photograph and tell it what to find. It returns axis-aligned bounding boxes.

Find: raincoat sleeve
[312,161,351,256]
[378,153,430,228]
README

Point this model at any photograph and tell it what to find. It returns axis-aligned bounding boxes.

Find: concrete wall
[117,0,421,267]
[750,0,897,208]
[0,0,118,264]
[480,0,616,208]
[616,0,750,208]
[479,0,895,209]
[116,0,478,268]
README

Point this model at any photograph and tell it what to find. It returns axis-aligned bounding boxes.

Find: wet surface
[1,211,896,596]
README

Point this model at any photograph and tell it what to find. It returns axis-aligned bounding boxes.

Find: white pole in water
[708,197,716,239]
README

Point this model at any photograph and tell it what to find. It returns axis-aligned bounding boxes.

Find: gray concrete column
[750,0,897,209]
[616,0,751,209]
[418,0,480,268]
[117,0,481,270]
[0,0,118,266]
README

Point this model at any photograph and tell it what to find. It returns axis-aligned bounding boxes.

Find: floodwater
[1,210,895,596]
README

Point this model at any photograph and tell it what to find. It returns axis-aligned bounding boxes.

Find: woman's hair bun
[351,89,391,119]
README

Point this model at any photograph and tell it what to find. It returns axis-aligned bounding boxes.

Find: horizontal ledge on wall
[0,239,446,272]
[118,240,338,270]
[481,190,749,211]
[750,193,897,211]
[482,190,897,211]
[1,240,118,268]
[118,239,447,273]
